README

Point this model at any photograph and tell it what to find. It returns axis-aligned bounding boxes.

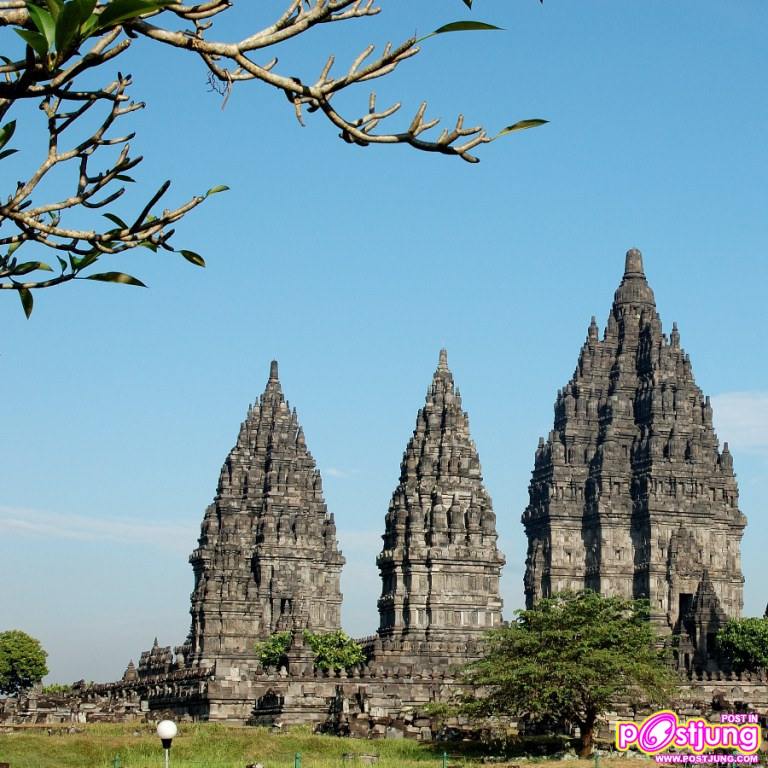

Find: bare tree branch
[0,1,544,312]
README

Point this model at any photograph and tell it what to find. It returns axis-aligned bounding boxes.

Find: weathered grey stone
[185,360,344,665]
[376,349,504,660]
[522,249,746,659]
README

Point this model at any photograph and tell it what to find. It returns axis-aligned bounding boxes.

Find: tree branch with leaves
[461,592,678,758]
[0,0,546,315]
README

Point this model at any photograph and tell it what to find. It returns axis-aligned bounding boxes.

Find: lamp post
[156,720,178,768]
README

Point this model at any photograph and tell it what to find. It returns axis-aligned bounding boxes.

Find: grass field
[0,723,655,768]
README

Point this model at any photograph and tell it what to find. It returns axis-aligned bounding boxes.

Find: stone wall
[7,662,768,742]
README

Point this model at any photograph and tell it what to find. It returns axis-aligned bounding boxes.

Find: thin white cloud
[0,505,196,553]
[711,391,768,455]
[324,467,352,479]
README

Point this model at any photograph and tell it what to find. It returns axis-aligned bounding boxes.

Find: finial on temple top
[269,360,279,380]
[438,348,449,371]
[624,248,644,277]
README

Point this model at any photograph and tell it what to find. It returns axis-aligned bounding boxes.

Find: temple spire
[523,249,744,648]
[624,247,645,277]
[188,359,344,663]
[262,359,283,403]
[612,247,656,310]
[377,352,504,652]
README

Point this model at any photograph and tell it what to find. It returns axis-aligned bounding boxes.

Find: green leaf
[55,0,83,53]
[45,0,63,20]
[79,12,98,37]
[494,118,549,138]
[0,149,19,161]
[26,4,56,49]
[462,0,472,6]
[138,241,157,252]
[179,249,205,267]
[18,287,33,318]
[0,120,16,151]
[13,261,53,275]
[115,174,135,183]
[72,0,98,38]
[75,0,98,21]
[103,212,128,229]
[84,271,146,287]
[71,250,99,271]
[56,255,67,272]
[96,0,171,29]
[432,20,502,33]
[417,20,503,43]
[206,184,230,197]
[14,29,49,57]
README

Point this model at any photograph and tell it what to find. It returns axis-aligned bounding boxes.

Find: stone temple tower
[522,250,745,647]
[377,350,505,650]
[187,361,344,665]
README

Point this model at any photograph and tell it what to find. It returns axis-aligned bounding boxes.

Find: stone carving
[376,349,505,652]
[677,570,728,672]
[522,249,746,644]
[185,360,344,666]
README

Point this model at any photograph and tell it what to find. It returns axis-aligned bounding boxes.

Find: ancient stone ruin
[3,249,760,732]
[376,349,505,661]
[522,249,746,672]
[184,359,344,670]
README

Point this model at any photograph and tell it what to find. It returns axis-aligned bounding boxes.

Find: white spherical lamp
[157,720,178,760]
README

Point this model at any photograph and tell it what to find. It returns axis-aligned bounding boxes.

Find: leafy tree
[303,629,365,671]
[256,630,293,669]
[256,629,365,671]
[41,682,73,694]
[0,1,546,315]
[461,591,678,758]
[716,617,768,673]
[0,629,49,696]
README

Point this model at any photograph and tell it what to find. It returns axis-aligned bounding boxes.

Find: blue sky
[1,1,767,683]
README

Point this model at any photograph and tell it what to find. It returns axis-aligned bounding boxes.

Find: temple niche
[522,249,746,654]
[376,349,505,652]
[185,360,344,668]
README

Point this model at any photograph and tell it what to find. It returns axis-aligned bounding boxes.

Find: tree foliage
[41,682,73,695]
[0,629,49,696]
[716,617,768,673]
[256,630,293,669]
[461,591,678,757]
[256,629,365,671]
[0,0,546,315]
[303,629,366,670]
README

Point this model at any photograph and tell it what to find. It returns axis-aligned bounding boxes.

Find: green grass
[0,722,652,768]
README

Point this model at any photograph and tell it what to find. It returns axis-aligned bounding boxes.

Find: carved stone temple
[184,360,344,668]
[522,249,746,667]
[375,349,505,662]
[14,249,760,730]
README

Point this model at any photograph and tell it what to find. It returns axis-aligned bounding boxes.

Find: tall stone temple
[376,350,505,655]
[54,248,756,730]
[522,249,746,666]
[185,361,344,667]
